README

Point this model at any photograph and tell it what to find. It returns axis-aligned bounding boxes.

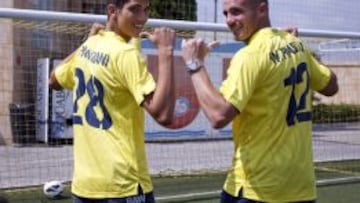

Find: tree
[150,0,197,21]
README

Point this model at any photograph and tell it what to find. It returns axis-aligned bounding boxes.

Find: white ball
[43,180,64,199]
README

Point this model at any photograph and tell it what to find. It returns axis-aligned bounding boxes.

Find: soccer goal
[0,5,360,202]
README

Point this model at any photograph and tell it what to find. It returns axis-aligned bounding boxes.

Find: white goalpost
[1,8,360,38]
[0,6,360,202]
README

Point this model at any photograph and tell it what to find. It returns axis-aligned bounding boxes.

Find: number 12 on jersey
[283,62,312,126]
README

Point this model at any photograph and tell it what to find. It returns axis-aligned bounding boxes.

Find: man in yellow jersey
[49,0,176,202]
[181,0,338,202]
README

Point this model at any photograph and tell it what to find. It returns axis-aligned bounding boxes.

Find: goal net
[0,1,360,201]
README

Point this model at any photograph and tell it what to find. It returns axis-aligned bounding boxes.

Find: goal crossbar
[1,8,360,39]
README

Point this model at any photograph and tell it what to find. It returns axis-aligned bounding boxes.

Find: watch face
[186,61,201,71]
[187,61,197,70]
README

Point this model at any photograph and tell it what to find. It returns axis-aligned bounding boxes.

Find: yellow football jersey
[220,28,331,202]
[54,31,156,198]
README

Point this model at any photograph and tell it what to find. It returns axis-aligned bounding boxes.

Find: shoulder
[232,46,263,67]
[113,45,145,70]
[100,39,140,65]
[91,31,138,54]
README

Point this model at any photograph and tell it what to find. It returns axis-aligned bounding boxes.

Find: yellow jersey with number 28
[54,31,156,198]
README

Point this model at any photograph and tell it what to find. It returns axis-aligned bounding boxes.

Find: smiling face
[223,0,269,42]
[107,0,149,41]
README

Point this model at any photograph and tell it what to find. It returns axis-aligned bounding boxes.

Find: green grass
[312,104,360,123]
[3,176,360,203]
[315,159,360,181]
[2,160,360,203]
[317,183,360,203]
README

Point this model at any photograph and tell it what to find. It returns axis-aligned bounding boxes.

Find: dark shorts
[72,186,155,203]
[220,189,316,203]
[73,193,155,203]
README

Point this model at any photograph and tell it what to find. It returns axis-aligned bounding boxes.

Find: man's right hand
[89,23,106,37]
[82,23,105,42]
[141,27,176,50]
[181,38,219,65]
[283,26,298,37]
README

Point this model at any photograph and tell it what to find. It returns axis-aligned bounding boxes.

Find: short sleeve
[118,50,156,105]
[220,52,261,112]
[306,50,331,91]
[54,53,76,90]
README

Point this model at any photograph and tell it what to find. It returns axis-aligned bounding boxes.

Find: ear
[106,4,118,31]
[257,2,268,15]
[107,4,117,16]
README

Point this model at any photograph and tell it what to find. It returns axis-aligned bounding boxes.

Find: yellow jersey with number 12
[220,28,331,202]
[54,31,156,198]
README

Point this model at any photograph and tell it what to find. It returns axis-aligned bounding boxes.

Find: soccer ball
[43,180,64,199]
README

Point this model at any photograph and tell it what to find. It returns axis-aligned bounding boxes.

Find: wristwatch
[185,60,204,73]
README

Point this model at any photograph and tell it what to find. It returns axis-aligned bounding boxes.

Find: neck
[244,24,271,45]
[105,23,131,42]
[105,22,112,32]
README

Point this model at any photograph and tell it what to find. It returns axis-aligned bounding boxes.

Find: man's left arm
[181,39,238,129]
[49,23,105,90]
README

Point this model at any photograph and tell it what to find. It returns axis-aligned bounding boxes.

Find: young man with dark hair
[49,0,176,202]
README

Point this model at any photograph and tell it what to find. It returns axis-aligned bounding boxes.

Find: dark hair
[107,0,131,9]
[249,0,268,9]
[250,0,268,5]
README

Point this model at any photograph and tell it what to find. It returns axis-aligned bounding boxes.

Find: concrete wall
[0,0,89,145]
[314,65,360,105]
[0,0,14,145]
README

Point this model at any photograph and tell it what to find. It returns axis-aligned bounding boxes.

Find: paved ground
[1,123,359,189]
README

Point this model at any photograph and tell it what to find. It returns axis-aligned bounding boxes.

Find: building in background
[0,0,198,145]
[0,0,107,145]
